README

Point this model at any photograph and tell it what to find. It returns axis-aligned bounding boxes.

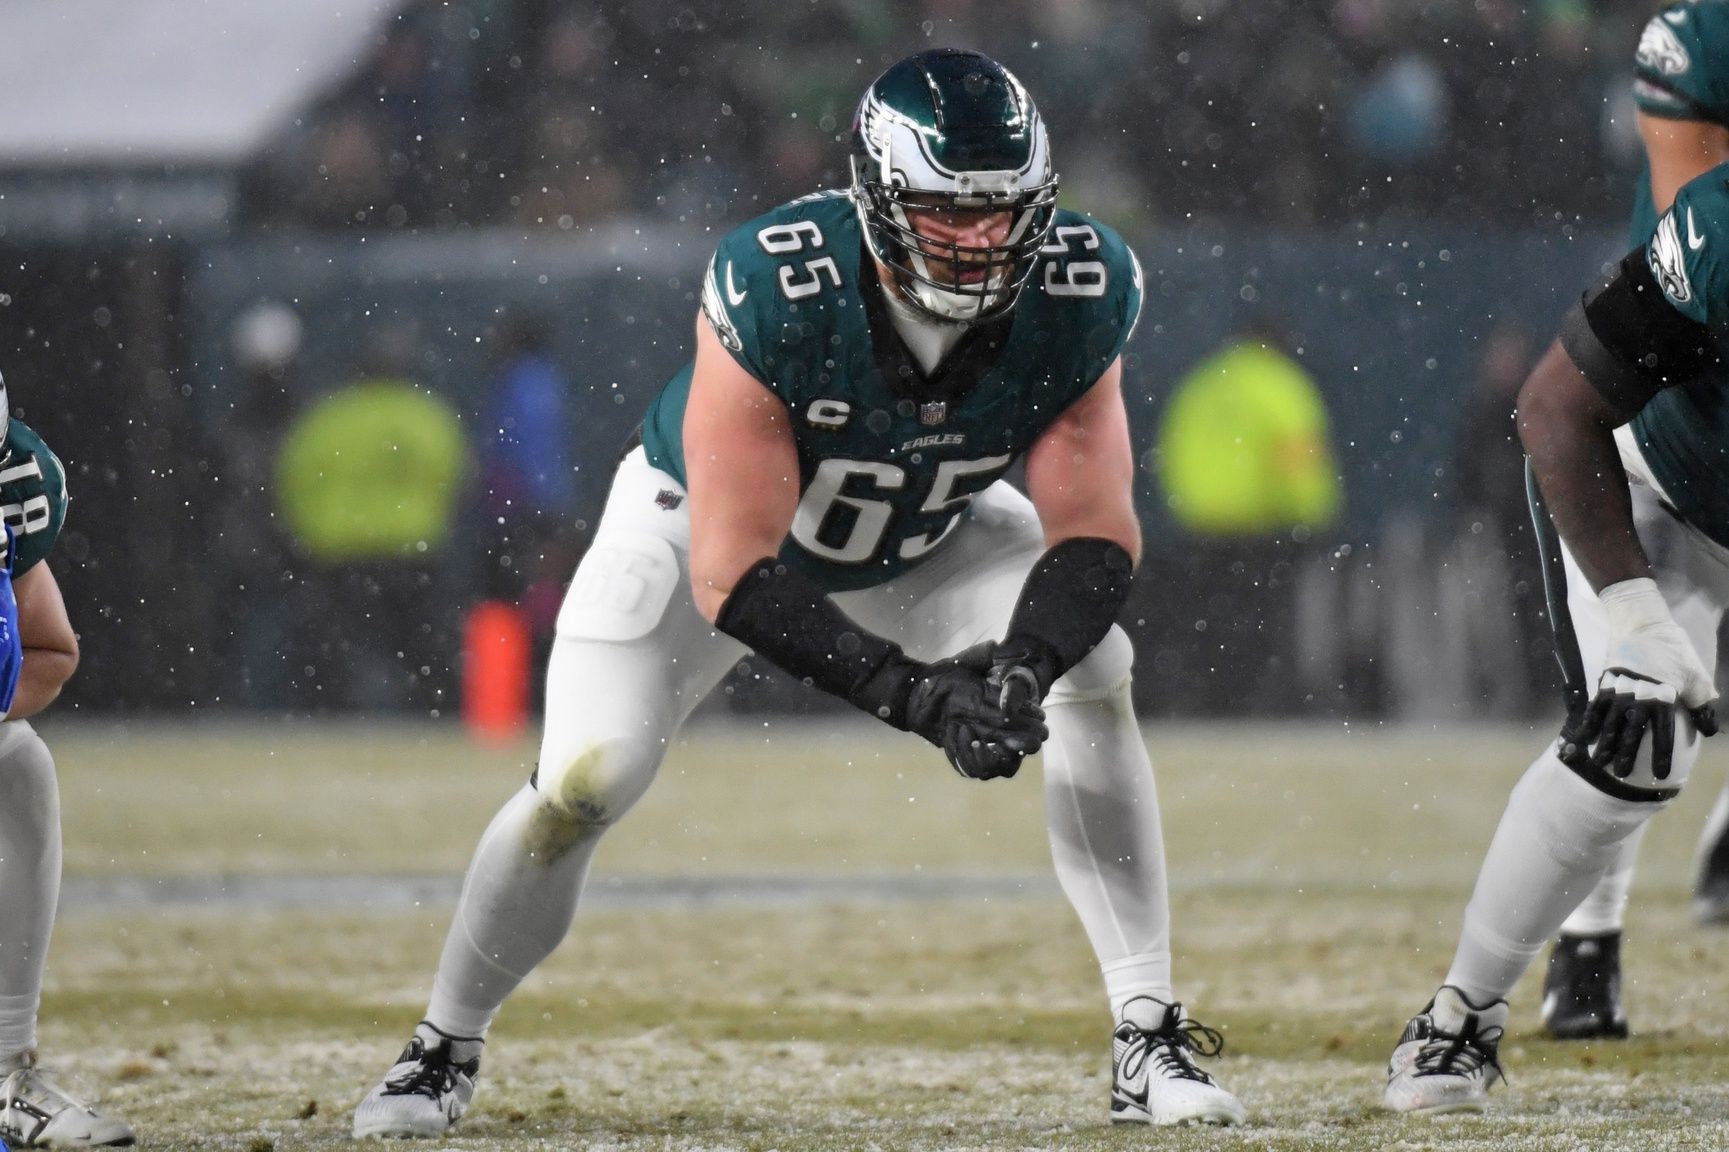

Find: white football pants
[426,449,1173,1037]
[0,722,59,1061]
[1447,453,1728,1002]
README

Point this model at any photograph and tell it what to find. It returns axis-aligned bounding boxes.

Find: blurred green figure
[277,376,466,563]
[1157,335,1339,537]
[1154,329,1339,714]
[275,363,468,711]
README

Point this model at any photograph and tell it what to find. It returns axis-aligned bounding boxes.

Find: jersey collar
[862,261,1015,404]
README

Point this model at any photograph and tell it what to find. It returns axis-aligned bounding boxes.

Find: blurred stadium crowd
[1,0,1672,719]
[246,0,1655,235]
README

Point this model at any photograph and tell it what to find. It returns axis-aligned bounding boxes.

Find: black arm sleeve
[999,537,1135,693]
[715,558,923,726]
[1559,248,1720,413]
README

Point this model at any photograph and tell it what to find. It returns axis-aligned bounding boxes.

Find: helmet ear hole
[850,49,1058,323]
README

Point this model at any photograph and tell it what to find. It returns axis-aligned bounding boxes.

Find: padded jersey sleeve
[0,421,68,576]
[1647,167,1729,327]
[1036,215,1144,413]
[699,234,774,385]
[1559,167,1729,409]
[1635,2,1729,123]
[1097,226,1144,370]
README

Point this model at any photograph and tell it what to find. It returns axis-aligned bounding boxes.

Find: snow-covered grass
[31,718,1729,1148]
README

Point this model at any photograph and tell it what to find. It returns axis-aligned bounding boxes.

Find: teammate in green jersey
[1539,0,1729,1044]
[355,49,1247,1137]
[1382,144,1729,1119]
[0,374,134,1147]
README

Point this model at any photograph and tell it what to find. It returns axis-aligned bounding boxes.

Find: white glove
[1560,578,1719,780]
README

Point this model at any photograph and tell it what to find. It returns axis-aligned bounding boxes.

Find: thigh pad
[556,534,680,643]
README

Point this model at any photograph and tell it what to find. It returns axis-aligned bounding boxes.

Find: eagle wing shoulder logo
[1650,210,1696,306]
[700,256,745,351]
[1638,17,1691,76]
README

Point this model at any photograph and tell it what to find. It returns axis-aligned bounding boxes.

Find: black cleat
[1541,931,1628,1040]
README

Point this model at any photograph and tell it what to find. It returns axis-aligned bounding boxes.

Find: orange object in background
[463,600,531,743]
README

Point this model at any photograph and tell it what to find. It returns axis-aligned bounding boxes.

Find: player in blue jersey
[1539,0,1729,1044]
[0,374,133,1147]
[353,49,1246,1137]
[1382,149,1729,1114]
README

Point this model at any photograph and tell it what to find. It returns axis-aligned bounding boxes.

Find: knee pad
[0,722,53,816]
[1557,709,1706,802]
[1045,625,1134,706]
[530,735,658,830]
[556,534,681,643]
[1520,752,1662,872]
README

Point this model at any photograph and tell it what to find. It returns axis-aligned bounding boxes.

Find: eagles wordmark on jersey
[355,48,1248,1137]
[641,191,1142,592]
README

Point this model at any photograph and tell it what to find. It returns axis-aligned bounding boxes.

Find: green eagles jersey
[641,190,1142,592]
[1629,164,1729,545]
[0,419,68,576]
[1630,0,1729,245]
[1625,5,1729,546]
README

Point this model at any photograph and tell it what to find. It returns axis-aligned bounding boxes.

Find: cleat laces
[380,1039,477,1102]
[1118,1011,1226,1085]
[1412,1016,1506,1086]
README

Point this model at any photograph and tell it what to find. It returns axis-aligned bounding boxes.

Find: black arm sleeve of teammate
[716,557,923,727]
[1559,248,1719,413]
[998,537,1135,694]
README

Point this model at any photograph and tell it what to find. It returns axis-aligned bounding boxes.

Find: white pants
[426,449,1170,1037]
[1445,450,1729,998]
[535,448,1130,823]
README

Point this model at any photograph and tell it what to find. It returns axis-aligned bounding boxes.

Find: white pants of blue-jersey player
[0,721,136,1147]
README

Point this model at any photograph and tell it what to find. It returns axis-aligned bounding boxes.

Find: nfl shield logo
[918,400,947,426]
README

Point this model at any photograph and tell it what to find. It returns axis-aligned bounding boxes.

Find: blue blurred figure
[1347,52,1448,165]
[476,311,580,669]
[479,310,575,529]
[0,525,21,717]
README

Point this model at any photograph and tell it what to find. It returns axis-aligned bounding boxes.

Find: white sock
[0,993,36,1063]
[1041,683,1173,1018]
[1446,749,1655,1004]
[425,785,604,1039]
[1558,821,1649,937]
[0,726,58,1059]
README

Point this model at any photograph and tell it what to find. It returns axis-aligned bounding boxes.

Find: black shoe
[1541,931,1628,1040]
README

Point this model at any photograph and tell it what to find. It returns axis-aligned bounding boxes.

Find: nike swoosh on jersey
[1689,207,1707,251]
[725,262,747,306]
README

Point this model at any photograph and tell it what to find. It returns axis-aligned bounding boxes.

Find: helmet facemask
[850,51,1058,324]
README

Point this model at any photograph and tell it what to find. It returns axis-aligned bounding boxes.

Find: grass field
[28,716,1729,1150]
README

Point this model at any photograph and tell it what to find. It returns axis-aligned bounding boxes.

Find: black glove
[904,644,1049,780]
[1558,669,1719,781]
[988,640,1054,708]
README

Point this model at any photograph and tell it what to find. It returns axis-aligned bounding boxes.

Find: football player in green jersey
[354,49,1246,1137]
[1383,154,1729,1117]
[0,374,134,1147]
[1539,0,1729,1044]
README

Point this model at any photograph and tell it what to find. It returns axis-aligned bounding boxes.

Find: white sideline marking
[59,872,1066,913]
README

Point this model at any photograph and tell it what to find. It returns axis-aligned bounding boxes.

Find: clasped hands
[904,643,1048,780]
